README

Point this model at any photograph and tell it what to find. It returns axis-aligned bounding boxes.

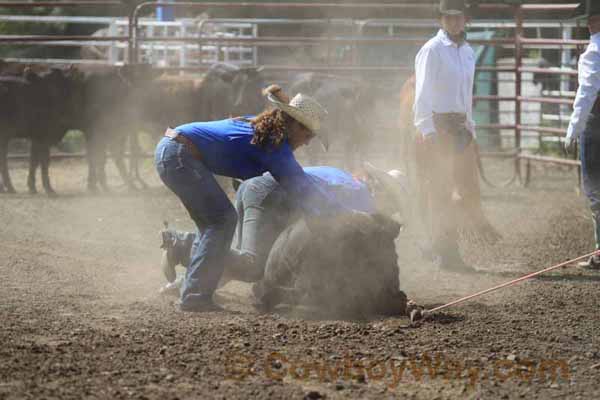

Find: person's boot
[160,224,180,283]
[159,222,194,283]
[224,251,262,282]
[437,245,477,274]
[176,294,222,312]
[577,254,600,270]
[578,214,600,270]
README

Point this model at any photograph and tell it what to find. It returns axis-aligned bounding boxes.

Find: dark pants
[580,114,600,249]
[155,137,237,307]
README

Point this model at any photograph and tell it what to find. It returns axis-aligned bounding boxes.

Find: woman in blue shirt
[155,85,343,312]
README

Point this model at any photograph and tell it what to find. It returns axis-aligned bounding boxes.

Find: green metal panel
[468,30,497,147]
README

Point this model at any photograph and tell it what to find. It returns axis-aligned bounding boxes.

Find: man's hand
[422,132,436,147]
[564,133,578,155]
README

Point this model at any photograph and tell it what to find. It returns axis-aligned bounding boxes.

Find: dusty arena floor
[1,158,599,399]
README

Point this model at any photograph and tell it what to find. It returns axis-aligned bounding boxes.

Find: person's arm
[465,46,477,136]
[414,45,439,138]
[566,48,600,145]
[259,145,347,216]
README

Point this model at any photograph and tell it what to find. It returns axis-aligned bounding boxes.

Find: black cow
[82,63,266,192]
[151,63,266,126]
[0,61,266,194]
[252,213,407,319]
[78,64,161,192]
[0,75,27,193]
[0,65,83,195]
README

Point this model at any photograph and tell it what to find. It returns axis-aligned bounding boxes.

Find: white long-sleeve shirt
[566,33,600,142]
[413,29,476,137]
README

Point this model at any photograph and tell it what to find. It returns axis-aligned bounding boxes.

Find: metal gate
[0,1,589,187]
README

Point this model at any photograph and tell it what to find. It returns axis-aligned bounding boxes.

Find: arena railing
[0,0,128,65]
[512,3,583,187]
[0,1,586,189]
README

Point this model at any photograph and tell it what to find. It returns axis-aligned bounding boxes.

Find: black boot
[578,254,600,270]
[159,223,194,282]
[436,243,477,274]
[225,251,263,282]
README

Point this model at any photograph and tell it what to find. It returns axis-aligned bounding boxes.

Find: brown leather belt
[433,112,467,125]
[164,128,204,162]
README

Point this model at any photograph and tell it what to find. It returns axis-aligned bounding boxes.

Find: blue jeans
[155,137,237,307]
[580,114,600,248]
[166,173,292,276]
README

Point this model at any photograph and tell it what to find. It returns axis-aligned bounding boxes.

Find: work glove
[421,132,436,146]
[564,133,578,155]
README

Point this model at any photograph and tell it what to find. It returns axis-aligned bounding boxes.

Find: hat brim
[267,93,320,134]
[267,93,330,151]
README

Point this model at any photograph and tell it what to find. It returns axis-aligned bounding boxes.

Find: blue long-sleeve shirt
[175,118,347,216]
[304,167,375,213]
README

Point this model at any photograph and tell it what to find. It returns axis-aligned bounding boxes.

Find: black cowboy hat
[439,0,468,16]
[573,1,600,19]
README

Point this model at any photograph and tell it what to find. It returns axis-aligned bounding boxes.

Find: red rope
[426,250,600,315]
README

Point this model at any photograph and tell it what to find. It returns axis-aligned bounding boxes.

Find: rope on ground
[476,146,520,188]
[426,249,600,316]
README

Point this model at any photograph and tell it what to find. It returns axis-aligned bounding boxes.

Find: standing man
[565,2,600,269]
[413,0,498,273]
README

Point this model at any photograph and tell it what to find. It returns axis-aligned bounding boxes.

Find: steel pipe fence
[512,3,582,187]
[0,1,122,6]
[0,1,586,188]
[60,0,587,177]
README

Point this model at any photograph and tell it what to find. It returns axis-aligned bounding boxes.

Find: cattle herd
[0,61,381,196]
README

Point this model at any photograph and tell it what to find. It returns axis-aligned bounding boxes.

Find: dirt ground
[1,157,599,400]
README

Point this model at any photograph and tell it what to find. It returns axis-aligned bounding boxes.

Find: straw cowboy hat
[265,86,328,135]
